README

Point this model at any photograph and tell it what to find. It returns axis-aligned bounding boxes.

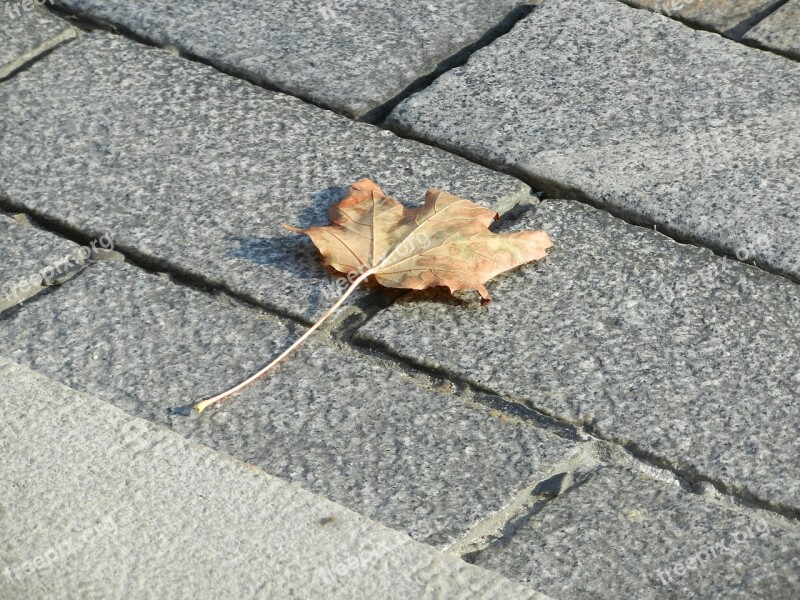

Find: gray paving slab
[621,0,782,39]
[51,0,528,119]
[0,214,88,311]
[0,358,549,600]
[0,1,77,78]
[0,32,532,324]
[0,260,583,547]
[744,0,800,60]
[387,0,800,281]
[469,464,800,599]
[355,200,800,514]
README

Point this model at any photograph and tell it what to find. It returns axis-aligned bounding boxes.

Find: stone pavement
[1,1,798,599]
[0,0,76,78]
[1,358,546,600]
[388,0,800,281]
[621,0,789,41]
[744,0,800,59]
[48,0,531,121]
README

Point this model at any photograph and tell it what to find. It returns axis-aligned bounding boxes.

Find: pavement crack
[448,443,603,559]
[617,0,797,60]
[0,25,79,82]
[35,0,800,288]
[724,0,792,40]
[384,117,800,287]
[582,425,800,532]
[357,4,536,124]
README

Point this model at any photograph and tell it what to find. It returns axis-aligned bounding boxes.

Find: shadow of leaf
[224,186,349,279]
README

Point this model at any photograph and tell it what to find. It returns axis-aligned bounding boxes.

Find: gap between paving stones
[6,197,797,547]
[447,443,603,559]
[0,213,119,315]
[2,63,798,530]
[0,24,77,82]
[349,303,800,527]
[42,2,537,125]
[356,5,535,124]
[381,118,800,287]
[744,0,800,60]
[10,4,799,289]
[449,439,800,568]
[0,194,408,333]
[4,2,800,543]
[619,0,798,61]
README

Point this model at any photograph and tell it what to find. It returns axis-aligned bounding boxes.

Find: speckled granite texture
[470,465,800,599]
[744,0,800,59]
[0,33,532,323]
[356,201,800,514]
[0,261,583,547]
[0,1,77,78]
[0,357,546,600]
[388,0,800,280]
[51,0,529,118]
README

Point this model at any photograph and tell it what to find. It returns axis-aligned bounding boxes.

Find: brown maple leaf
[194,178,552,413]
[285,178,552,302]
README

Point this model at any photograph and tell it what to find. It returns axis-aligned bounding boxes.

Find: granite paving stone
[51,0,529,119]
[0,32,532,324]
[0,260,583,547]
[469,464,800,599]
[387,0,800,280]
[0,0,77,78]
[621,0,783,39]
[355,200,800,513]
[0,358,548,600]
[0,214,87,311]
[743,0,800,60]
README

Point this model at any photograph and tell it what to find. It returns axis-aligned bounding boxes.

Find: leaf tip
[477,285,491,306]
[282,223,303,234]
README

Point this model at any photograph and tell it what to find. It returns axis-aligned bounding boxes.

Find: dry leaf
[194,178,552,413]
[286,178,552,302]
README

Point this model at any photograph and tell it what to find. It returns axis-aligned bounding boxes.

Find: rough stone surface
[0,32,531,323]
[0,260,582,547]
[621,0,782,39]
[51,0,528,118]
[0,1,77,78]
[470,464,800,599]
[356,201,800,513]
[0,215,86,311]
[388,0,800,280]
[744,0,800,60]
[0,358,548,600]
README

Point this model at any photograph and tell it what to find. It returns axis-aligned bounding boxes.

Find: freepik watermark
[317,230,432,302]
[0,232,114,304]
[310,535,402,589]
[3,515,117,585]
[316,0,353,21]
[655,516,771,586]
[5,0,55,20]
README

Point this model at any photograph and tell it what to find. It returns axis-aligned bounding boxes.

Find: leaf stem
[194,268,377,413]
